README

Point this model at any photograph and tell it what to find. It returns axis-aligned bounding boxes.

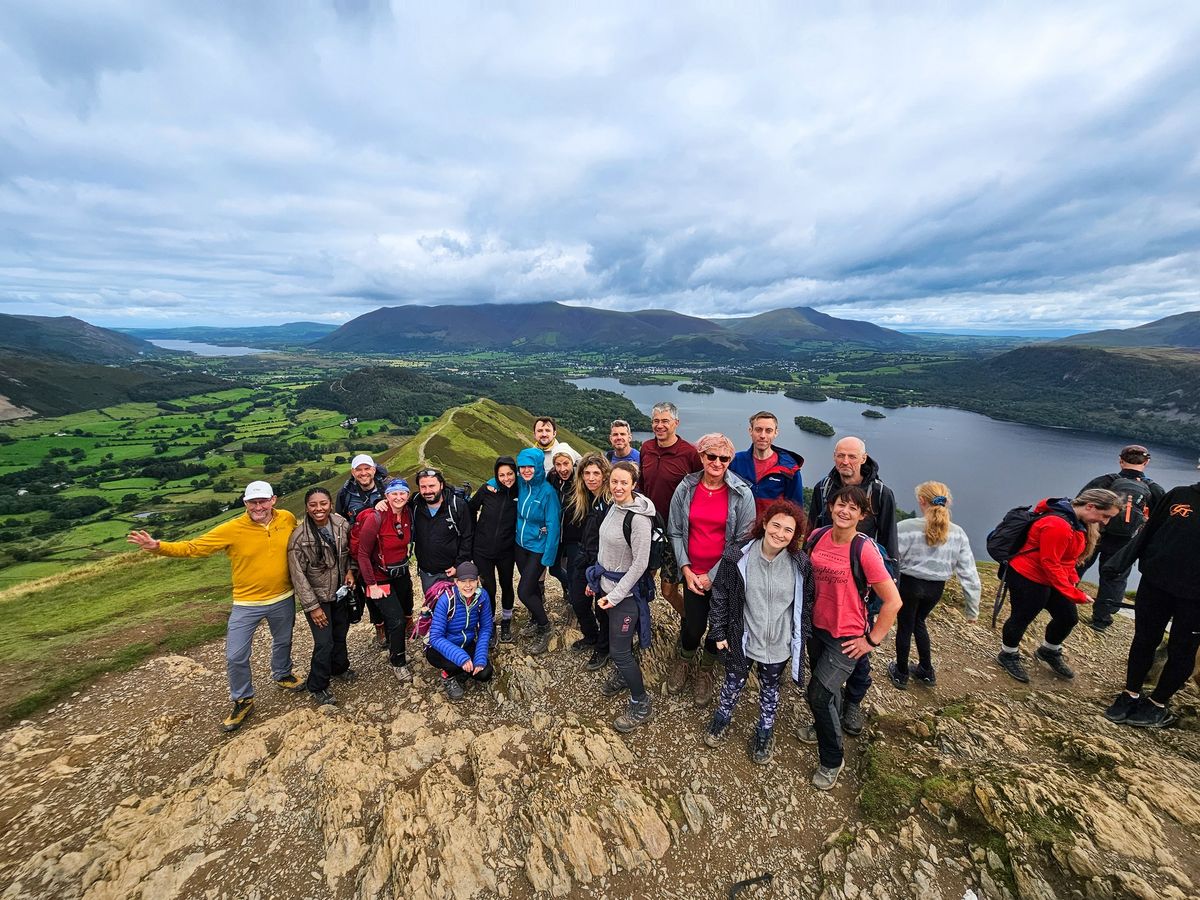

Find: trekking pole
[729,872,773,898]
[991,568,1009,630]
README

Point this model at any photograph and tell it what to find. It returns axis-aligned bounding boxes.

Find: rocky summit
[1,575,1197,899]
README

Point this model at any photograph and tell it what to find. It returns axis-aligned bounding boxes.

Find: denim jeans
[226,596,296,700]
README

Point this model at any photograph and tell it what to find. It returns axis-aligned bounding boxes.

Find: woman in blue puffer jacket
[514,446,561,655]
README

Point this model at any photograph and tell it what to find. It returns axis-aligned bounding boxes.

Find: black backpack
[622,502,669,572]
[1104,475,1153,539]
[986,502,1073,625]
[805,525,899,616]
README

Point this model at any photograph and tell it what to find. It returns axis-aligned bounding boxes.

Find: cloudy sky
[2,2,1199,333]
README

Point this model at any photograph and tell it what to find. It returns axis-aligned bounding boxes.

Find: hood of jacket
[486,455,518,495]
[516,447,548,492]
[823,454,881,488]
[1035,497,1084,530]
[616,491,656,519]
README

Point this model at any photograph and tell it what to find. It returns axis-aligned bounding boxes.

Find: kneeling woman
[590,462,657,733]
[707,499,813,764]
[425,561,494,701]
[287,487,356,705]
[804,485,901,790]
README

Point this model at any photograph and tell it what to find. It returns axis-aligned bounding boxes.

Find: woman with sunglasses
[666,432,756,707]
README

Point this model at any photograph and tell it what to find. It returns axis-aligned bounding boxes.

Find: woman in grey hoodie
[589,461,657,733]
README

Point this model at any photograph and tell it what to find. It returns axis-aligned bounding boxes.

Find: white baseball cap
[243,480,274,501]
[350,454,376,470]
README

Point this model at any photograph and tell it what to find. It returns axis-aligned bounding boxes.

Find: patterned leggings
[715,660,787,730]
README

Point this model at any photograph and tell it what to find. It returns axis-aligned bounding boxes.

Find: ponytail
[1073,487,1120,564]
[914,481,952,546]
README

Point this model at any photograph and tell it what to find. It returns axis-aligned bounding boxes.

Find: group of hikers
[128,407,1200,791]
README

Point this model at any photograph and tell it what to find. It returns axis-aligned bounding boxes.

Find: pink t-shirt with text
[809,530,890,638]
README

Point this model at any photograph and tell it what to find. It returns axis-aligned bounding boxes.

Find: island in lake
[678,382,715,394]
[795,415,835,436]
[862,409,887,418]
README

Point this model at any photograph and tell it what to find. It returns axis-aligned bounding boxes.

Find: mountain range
[1056,310,1200,349]
[0,314,158,364]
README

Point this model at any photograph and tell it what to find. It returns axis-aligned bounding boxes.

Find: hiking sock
[1040,641,1063,653]
[1001,644,1020,655]
[502,609,513,620]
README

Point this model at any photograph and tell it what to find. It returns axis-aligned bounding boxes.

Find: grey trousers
[226,596,296,700]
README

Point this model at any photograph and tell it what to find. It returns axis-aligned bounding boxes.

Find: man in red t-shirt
[639,401,702,613]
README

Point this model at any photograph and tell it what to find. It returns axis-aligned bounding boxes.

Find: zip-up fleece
[515,446,561,567]
[470,456,518,559]
[410,488,473,574]
[807,456,899,559]
[287,513,352,613]
[156,509,297,605]
[896,518,982,618]
[667,470,756,583]
[428,587,495,670]
[729,443,805,515]
[1009,498,1088,603]
[596,492,656,605]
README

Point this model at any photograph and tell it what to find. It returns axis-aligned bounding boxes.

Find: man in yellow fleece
[128,480,300,732]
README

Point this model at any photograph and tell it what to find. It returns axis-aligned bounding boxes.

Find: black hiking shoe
[910,663,937,686]
[519,621,541,639]
[996,651,1030,683]
[887,661,909,690]
[1090,617,1112,633]
[222,698,255,732]
[1125,699,1177,729]
[1035,646,1075,680]
[311,688,337,706]
[499,619,514,644]
[703,714,731,748]
[841,702,866,737]
[749,726,775,765]
[528,625,552,656]
[600,670,628,697]
[571,637,595,653]
[1104,692,1140,724]
[332,668,358,683]
[585,649,609,671]
[442,671,465,701]
[613,697,654,733]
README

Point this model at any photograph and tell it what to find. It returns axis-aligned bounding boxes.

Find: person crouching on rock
[800,485,901,791]
[287,487,357,707]
[425,561,494,701]
[706,499,813,765]
[589,462,657,733]
[995,489,1120,685]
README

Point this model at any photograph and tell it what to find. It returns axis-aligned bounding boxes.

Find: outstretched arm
[127,530,160,552]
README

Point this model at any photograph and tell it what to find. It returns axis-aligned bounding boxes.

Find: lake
[149,340,274,356]
[574,377,1200,587]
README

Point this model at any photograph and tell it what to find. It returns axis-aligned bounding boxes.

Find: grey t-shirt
[743,539,797,664]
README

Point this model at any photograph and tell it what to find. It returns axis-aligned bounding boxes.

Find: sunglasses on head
[703,452,732,463]
[416,468,441,479]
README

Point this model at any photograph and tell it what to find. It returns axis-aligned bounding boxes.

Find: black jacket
[470,457,518,560]
[549,470,584,545]
[573,493,613,577]
[1105,483,1200,599]
[807,456,899,558]
[335,472,389,521]
[410,488,473,574]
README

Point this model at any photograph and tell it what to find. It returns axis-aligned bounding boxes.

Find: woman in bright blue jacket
[425,561,494,701]
[514,446,561,655]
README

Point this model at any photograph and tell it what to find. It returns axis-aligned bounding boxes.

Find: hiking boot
[499,619,514,644]
[332,668,358,683]
[666,652,692,694]
[996,651,1030,684]
[311,688,337,706]
[887,661,909,690]
[571,637,595,653]
[1125,699,1177,729]
[273,674,305,691]
[795,723,818,744]
[392,664,413,684]
[374,623,388,649]
[1035,646,1075,680]
[1090,617,1112,633]
[910,663,937,686]
[749,726,775,765]
[600,670,628,698]
[442,671,465,701]
[841,701,866,737]
[222,698,255,732]
[519,621,540,639]
[1104,692,1140,724]
[692,653,717,708]
[703,714,731,748]
[528,625,552,656]
[812,762,844,791]
[585,649,609,672]
[613,697,654,733]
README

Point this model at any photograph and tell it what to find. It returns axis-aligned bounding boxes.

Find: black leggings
[894,574,945,674]
[1001,568,1078,648]
[514,545,549,628]
[426,644,495,681]
[375,573,414,667]
[1125,578,1200,705]
[568,562,609,652]
[681,586,718,655]
[607,598,645,701]
[476,551,515,615]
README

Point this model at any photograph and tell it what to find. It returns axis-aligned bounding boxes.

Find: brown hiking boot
[692,653,717,708]
[667,652,692,694]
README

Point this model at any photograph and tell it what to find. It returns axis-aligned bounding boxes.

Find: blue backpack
[805,525,899,615]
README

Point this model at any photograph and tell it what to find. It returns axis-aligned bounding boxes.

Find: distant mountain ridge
[314,301,918,354]
[121,322,337,349]
[0,313,157,363]
[1056,310,1200,350]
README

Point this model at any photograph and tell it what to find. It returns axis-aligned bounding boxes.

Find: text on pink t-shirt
[809,531,890,638]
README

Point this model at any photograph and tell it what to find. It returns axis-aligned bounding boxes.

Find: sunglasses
[416,468,441,480]
[703,453,732,463]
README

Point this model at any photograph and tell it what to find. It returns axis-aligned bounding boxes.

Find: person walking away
[995,489,1120,683]
[1078,444,1164,632]
[887,482,981,690]
[640,401,702,616]
[548,451,582,622]
[589,462,657,732]
[335,453,390,647]
[1102,481,1200,727]
[410,467,474,596]
[799,485,902,790]
[533,416,581,473]
[606,419,641,466]
[470,456,519,640]
[806,436,898,737]
[568,453,614,670]
[514,446,561,655]
[287,487,356,705]
[357,479,418,684]
[127,481,300,732]
[707,500,813,764]
[728,411,805,518]
[665,433,757,707]
[425,562,495,701]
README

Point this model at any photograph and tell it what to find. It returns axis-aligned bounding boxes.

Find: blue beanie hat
[385,478,410,495]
